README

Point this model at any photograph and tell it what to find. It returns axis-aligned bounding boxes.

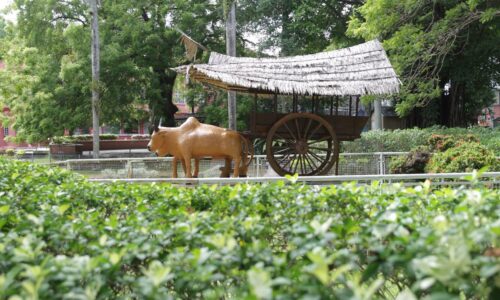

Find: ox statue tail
[239,134,254,177]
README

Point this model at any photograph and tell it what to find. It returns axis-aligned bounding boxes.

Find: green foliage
[50,134,118,144]
[389,133,499,173]
[389,146,431,174]
[348,0,500,126]
[0,16,6,40]
[1,158,499,298]
[197,91,254,131]
[427,142,499,173]
[238,0,363,56]
[343,126,500,155]
[0,0,225,142]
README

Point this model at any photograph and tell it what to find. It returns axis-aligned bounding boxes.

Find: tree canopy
[0,0,225,142]
[1,0,499,142]
[238,0,363,56]
[348,0,500,126]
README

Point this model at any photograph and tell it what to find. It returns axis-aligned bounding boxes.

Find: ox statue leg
[172,157,178,178]
[193,158,199,178]
[181,159,188,177]
[184,155,193,178]
[220,157,231,177]
[233,156,241,177]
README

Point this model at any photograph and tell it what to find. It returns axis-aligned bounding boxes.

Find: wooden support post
[330,96,334,116]
[335,96,339,115]
[251,93,257,133]
[273,93,278,113]
[355,96,360,117]
[348,96,352,116]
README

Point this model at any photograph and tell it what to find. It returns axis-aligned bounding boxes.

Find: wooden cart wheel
[265,113,339,176]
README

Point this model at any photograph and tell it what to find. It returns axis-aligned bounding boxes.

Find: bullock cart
[177,40,400,176]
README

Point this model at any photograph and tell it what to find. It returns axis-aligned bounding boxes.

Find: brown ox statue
[147,117,252,178]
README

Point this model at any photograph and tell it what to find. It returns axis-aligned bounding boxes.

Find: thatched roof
[175,40,400,96]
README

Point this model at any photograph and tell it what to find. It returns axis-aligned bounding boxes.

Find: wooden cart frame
[247,94,368,176]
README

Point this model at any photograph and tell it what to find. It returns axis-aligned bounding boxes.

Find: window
[3,127,8,137]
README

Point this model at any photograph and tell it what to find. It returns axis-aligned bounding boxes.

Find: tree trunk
[226,1,237,130]
[280,1,292,56]
[440,81,468,127]
[372,100,382,130]
[156,71,178,127]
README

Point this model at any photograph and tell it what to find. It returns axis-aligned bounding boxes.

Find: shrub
[51,134,118,144]
[0,158,498,299]
[390,146,431,174]
[426,142,499,173]
[342,126,500,155]
[427,134,478,152]
[130,134,150,140]
[342,128,429,152]
[4,148,15,156]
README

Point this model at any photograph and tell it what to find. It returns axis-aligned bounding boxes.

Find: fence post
[66,161,71,170]
[379,153,385,175]
[127,160,133,178]
[256,156,260,177]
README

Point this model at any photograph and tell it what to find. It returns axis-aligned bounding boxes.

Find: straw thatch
[175,40,400,96]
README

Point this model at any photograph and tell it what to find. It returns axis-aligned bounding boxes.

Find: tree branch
[51,14,88,26]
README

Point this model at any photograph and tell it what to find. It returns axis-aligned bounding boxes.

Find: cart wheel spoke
[309,146,331,151]
[295,119,301,139]
[300,154,306,174]
[307,122,323,139]
[308,150,324,162]
[308,136,331,145]
[283,122,297,140]
[303,118,313,139]
[304,152,319,171]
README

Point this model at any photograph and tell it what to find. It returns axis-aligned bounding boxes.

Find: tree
[0,0,225,142]
[238,0,363,56]
[348,0,500,127]
[0,17,6,40]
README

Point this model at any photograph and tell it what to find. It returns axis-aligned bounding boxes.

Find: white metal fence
[48,152,408,179]
[88,172,500,188]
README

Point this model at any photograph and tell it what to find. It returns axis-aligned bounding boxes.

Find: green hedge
[427,142,500,173]
[0,158,499,299]
[342,126,500,155]
[390,135,499,174]
[51,134,118,144]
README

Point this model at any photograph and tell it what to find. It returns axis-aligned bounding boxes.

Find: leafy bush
[427,142,500,173]
[427,134,479,152]
[342,128,429,152]
[130,134,150,140]
[3,148,15,156]
[390,134,498,173]
[343,126,500,155]
[51,134,118,144]
[0,158,499,299]
[390,146,431,174]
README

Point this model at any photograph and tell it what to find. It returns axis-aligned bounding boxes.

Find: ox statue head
[147,118,167,156]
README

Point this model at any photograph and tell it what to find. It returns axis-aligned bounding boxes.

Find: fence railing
[47,152,408,179]
[87,172,500,188]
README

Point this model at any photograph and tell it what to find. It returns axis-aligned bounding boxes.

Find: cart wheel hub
[295,140,309,154]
